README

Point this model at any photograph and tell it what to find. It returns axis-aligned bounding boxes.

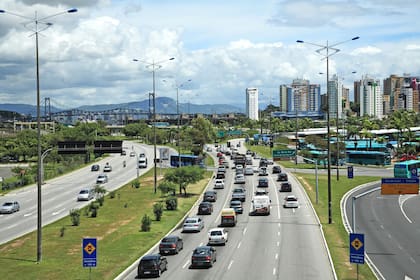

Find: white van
[251,195,271,215]
[138,157,148,168]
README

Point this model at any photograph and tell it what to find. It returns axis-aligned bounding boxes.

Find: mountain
[0,97,244,116]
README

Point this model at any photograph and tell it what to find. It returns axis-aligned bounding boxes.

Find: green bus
[394,159,420,178]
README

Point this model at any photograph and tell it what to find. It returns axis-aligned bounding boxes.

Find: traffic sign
[273,149,296,160]
[347,166,354,179]
[410,167,418,178]
[83,238,97,267]
[381,178,419,195]
[349,233,364,264]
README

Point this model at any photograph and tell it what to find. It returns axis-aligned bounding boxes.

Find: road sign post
[272,149,296,161]
[83,237,97,279]
[347,166,354,179]
[350,233,364,279]
[381,178,419,195]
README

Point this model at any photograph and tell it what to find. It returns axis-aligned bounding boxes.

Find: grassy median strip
[0,168,212,279]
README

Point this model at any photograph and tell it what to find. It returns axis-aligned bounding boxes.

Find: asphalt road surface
[118,141,335,280]
[343,182,420,280]
[0,141,155,245]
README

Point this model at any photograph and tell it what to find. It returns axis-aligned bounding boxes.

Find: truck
[233,153,246,167]
[251,195,271,215]
[220,208,237,226]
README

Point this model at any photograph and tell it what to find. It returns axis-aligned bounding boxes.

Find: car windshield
[185,219,197,224]
[79,190,88,194]
[233,189,243,193]
[3,202,12,206]
[230,201,240,206]
[210,231,222,236]
[286,197,297,201]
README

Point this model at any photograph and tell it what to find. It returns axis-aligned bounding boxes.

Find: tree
[164,166,204,196]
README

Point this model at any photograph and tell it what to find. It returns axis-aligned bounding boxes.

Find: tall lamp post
[0,7,77,263]
[319,71,356,181]
[297,36,359,224]
[163,79,192,167]
[133,57,175,193]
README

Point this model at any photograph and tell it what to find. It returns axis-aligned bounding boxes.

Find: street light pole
[297,36,359,224]
[133,57,175,193]
[0,7,77,263]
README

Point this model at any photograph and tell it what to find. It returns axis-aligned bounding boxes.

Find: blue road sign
[410,166,418,178]
[349,233,364,264]
[347,166,354,179]
[83,238,97,267]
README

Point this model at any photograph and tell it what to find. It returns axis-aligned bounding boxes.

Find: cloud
[351,46,382,55]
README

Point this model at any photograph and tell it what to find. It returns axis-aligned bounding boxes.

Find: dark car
[203,190,217,202]
[91,164,100,171]
[121,150,127,156]
[137,254,167,278]
[280,182,292,192]
[191,246,217,268]
[277,172,288,182]
[272,166,281,174]
[198,201,214,215]
[229,199,243,214]
[159,235,183,255]
[257,178,269,188]
[216,172,225,179]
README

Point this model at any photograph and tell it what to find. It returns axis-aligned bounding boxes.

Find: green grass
[294,172,380,280]
[0,168,212,279]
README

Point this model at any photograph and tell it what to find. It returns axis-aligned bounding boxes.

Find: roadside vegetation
[0,167,212,279]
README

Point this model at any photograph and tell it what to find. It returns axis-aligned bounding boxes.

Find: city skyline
[0,1,419,109]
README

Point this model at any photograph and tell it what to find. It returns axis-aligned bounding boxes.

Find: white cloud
[351,46,382,55]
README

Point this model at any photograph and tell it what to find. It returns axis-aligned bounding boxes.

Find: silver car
[283,195,299,208]
[182,217,204,233]
[96,174,108,184]
[0,201,20,214]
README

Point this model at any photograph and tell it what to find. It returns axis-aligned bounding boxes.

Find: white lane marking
[405,275,414,280]
[409,257,416,264]
[277,231,280,236]
[242,227,247,235]
[273,268,276,275]
[237,242,241,249]
[228,260,234,270]
[398,195,413,224]
[24,212,34,217]
[275,253,278,260]
[278,223,280,228]
[277,241,280,247]
[199,242,203,246]
[7,223,18,230]
[292,208,296,213]
[182,260,190,269]
[380,224,384,230]
[52,208,66,216]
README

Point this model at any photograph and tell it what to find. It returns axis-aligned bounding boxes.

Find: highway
[0,141,154,245]
[119,141,335,280]
[343,182,420,280]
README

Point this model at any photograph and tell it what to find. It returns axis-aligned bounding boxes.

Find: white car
[96,174,108,184]
[214,179,225,189]
[103,164,112,172]
[283,195,299,208]
[77,188,95,201]
[0,201,20,214]
[234,173,246,184]
[208,228,228,245]
[182,217,204,233]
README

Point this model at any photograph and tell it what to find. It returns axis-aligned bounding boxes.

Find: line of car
[136,145,300,278]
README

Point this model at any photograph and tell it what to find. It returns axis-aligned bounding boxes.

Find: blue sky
[0,0,419,109]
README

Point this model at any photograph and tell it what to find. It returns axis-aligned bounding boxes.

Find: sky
[0,0,420,110]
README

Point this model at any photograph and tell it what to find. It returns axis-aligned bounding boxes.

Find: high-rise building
[246,87,259,120]
[383,74,420,113]
[357,75,383,119]
[279,85,289,112]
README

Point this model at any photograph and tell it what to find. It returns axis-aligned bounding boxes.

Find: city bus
[170,155,203,167]
[346,151,391,166]
[393,159,420,178]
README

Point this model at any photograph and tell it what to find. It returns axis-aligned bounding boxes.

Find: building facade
[246,87,259,120]
[357,76,383,119]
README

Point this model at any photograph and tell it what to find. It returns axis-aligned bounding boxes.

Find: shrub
[165,197,178,210]
[97,196,104,206]
[141,214,151,231]
[109,191,116,199]
[88,202,100,218]
[133,181,140,189]
[69,209,81,226]
[153,203,164,221]
[60,226,66,237]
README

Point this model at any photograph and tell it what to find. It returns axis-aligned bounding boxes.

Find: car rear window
[210,231,222,236]
[140,259,157,268]
[162,237,176,243]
